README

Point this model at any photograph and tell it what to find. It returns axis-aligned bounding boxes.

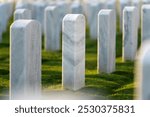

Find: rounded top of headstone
[120,0,130,4]
[45,6,57,11]
[10,20,40,29]
[63,14,85,22]
[98,9,114,16]
[142,5,150,9]
[124,6,136,12]
[14,9,30,14]
[71,1,81,7]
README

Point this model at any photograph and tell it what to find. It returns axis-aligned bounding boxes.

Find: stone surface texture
[10,20,41,100]
[123,7,138,61]
[62,14,85,91]
[14,9,31,20]
[98,9,116,73]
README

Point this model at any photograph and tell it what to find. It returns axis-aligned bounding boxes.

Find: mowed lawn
[0,16,137,100]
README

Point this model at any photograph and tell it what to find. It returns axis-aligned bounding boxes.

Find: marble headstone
[44,6,60,51]
[132,0,141,28]
[98,10,116,73]
[135,41,150,100]
[87,2,105,39]
[32,1,47,33]
[141,5,150,42]
[123,7,138,61]
[15,1,31,10]
[57,1,69,33]
[10,20,41,100]
[142,0,150,4]
[14,9,31,20]
[0,3,5,42]
[119,0,131,31]
[71,1,83,14]
[62,14,85,91]
[106,0,117,16]
[0,3,11,42]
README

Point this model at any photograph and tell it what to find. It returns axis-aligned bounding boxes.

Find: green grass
[0,16,136,100]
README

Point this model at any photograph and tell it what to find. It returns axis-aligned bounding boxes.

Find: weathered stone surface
[98,10,116,73]
[119,0,131,31]
[87,2,105,39]
[141,5,150,42]
[135,41,150,100]
[44,6,60,51]
[62,14,85,91]
[106,0,117,15]
[123,7,138,61]
[14,9,31,20]
[57,1,69,39]
[10,20,41,100]
[132,0,141,28]
[71,1,83,14]
[32,1,47,33]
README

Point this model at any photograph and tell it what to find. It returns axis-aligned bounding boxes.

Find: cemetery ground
[0,17,138,100]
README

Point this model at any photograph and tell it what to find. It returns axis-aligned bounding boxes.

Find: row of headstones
[10,3,150,100]
[121,3,150,100]
[0,1,14,42]
[10,14,85,99]
[14,0,117,40]
[13,4,140,65]
[13,0,137,40]
[9,3,147,99]
[9,8,115,99]
[15,1,81,51]
[0,0,148,44]
[13,0,149,50]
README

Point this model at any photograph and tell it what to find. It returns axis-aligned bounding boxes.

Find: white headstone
[62,14,85,91]
[71,2,83,14]
[44,6,60,51]
[123,7,138,61]
[57,1,69,32]
[106,0,117,15]
[0,3,10,42]
[87,2,105,39]
[7,1,14,18]
[135,41,150,100]
[14,9,31,20]
[141,5,150,42]
[142,0,150,4]
[98,9,116,73]
[106,0,117,26]
[132,0,141,28]
[32,1,47,33]
[15,1,31,10]
[10,20,41,100]
[119,0,131,31]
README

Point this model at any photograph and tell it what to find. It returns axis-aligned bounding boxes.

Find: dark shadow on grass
[42,75,61,86]
[0,69,9,75]
[0,56,8,61]
[42,59,61,66]
[112,71,133,79]
[0,43,9,48]
[108,94,134,100]
[116,61,134,67]
[42,70,61,75]
[86,60,97,70]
